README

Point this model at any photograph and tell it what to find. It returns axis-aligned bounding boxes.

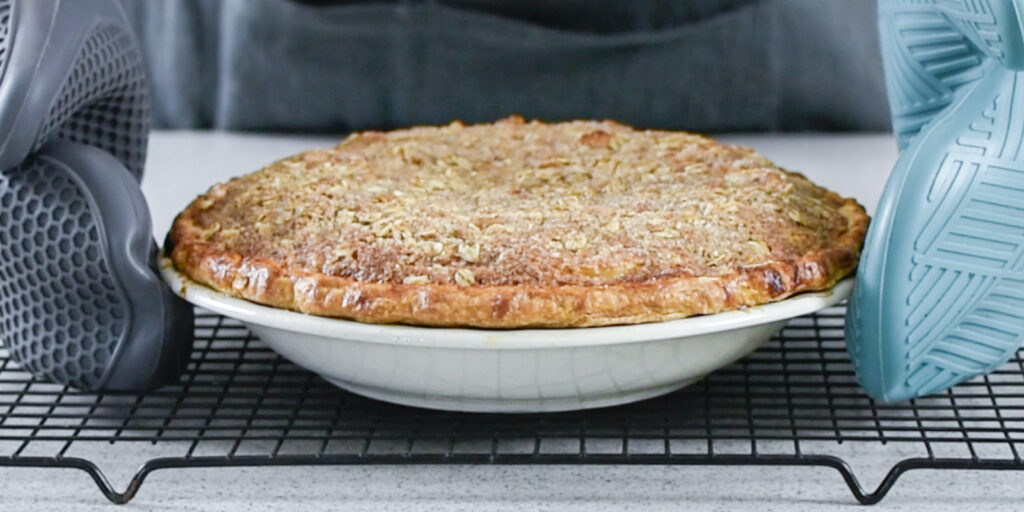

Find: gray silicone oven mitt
[0,0,193,391]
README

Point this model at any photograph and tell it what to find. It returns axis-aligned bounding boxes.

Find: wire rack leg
[859,458,1024,505]
[0,457,131,504]
[0,455,913,506]
[5,454,1024,505]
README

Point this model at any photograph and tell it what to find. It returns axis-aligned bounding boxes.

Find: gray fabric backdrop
[123,0,889,133]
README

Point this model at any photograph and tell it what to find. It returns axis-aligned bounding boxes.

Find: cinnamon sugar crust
[169,116,868,327]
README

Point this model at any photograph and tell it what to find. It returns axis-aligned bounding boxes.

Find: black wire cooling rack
[1,305,1023,505]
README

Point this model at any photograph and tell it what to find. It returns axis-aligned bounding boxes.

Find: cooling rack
[1,306,1022,505]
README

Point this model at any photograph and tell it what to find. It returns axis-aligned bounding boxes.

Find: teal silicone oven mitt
[846,0,1024,401]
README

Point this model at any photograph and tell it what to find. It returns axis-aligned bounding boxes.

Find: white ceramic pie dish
[160,258,852,413]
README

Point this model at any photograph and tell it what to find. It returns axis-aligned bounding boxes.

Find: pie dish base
[322,375,702,413]
[161,257,852,413]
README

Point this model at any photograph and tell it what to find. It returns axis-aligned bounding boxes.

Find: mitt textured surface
[169,117,867,327]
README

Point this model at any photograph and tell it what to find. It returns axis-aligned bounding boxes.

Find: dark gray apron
[124,0,888,133]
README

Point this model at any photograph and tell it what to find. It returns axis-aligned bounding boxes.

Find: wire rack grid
[1,305,1023,505]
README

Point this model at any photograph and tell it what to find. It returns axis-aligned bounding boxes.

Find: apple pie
[168,116,868,327]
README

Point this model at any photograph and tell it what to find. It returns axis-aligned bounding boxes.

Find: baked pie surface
[168,117,868,327]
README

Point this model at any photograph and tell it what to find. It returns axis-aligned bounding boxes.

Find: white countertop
[5,131,1023,511]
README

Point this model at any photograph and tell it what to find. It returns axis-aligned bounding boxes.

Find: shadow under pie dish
[163,116,868,412]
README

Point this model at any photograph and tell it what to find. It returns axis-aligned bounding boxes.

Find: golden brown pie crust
[168,117,868,328]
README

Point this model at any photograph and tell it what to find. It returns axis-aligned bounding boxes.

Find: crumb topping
[181,116,854,287]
